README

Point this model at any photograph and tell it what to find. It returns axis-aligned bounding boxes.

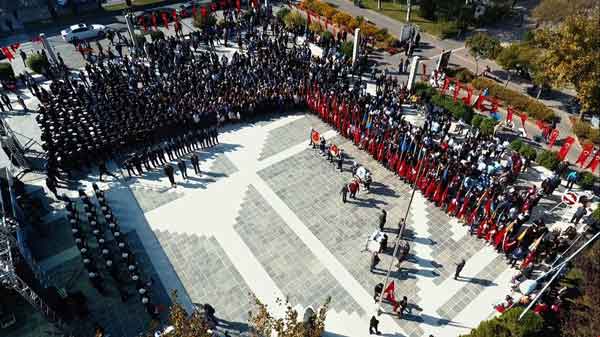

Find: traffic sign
[562,192,578,205]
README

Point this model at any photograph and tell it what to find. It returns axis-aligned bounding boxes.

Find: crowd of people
[29,3,591,332]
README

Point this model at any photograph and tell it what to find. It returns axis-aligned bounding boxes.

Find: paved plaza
[56,111,522,337]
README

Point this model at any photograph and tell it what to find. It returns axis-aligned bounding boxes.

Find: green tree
[283,10,307,32]
[249,295,330,337]
[534,10,600,117]
[533,0,598,24]
[461,307,544,337]
[418,0,436,20]
[465,32,502,76]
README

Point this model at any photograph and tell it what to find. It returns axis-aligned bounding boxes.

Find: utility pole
[406,0,412,22]
[377,0,381,10]
[125,13,138,50]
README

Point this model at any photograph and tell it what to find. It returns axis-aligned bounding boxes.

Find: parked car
[61,23,108,43]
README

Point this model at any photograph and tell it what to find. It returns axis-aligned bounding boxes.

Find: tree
[283,11,307,32]
[465,33,502,76]
[418,0,436,20]
[248,295,330,337]
[495,43,542,87]
[534,10,600,117]
[155,290,212,337]
[533,0,598,24]
[461,307,544,337]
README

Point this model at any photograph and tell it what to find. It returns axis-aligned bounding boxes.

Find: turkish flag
[491,97,499,113]
[557,136,575,161]
[330,144,339,156]
[151,13,158,30]
[172,9,177,22]
[453,79,461,103]
[462,86,473,106]
[506,106,514,123]
[548,129,559,148]
[236,0,241,11]
[139,17,147,32]
[383,281,396,302]
[307,11,312,25]
[576,143,594,167]
[10,43,20,52]
[192,5,197,17]
[311,130,320,144]
[31,36,42,43]
[211,3,217,12]
[201,6,207,17]
[441,77,450,96]
[585,149,600,172]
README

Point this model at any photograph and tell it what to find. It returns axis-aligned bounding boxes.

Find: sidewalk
[323,0,585,167]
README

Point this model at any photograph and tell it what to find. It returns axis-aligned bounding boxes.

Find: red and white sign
[562,192,578,205]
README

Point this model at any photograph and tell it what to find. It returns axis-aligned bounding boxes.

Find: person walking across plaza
[370,252,381,272]
[570,204,587,225]
[378,209,387,231]
[340,184,349,203]
[565,170,578,189]
[337,149,344,172]
[373,283,383,303]
[190,153,201,175]
[454,259,466,280]
[349,179,360,199]
[178,159,188,179]
[164,164,176,187]
[369,315,381,335]
[98,162,118,182]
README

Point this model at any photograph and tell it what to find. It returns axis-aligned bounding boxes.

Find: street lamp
[376,145,427,315]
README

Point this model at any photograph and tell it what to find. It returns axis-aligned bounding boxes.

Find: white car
[61,23,107,42]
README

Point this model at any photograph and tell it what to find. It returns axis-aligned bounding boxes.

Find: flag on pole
[161,12,169,29]
[557,136,575,161]
[585,149,600,172]
[1,47,14,61]
[548,129,559,148]
[576,143,594,167]
[506,106,514,123]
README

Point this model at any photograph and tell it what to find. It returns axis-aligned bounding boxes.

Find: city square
[0,1,598,337]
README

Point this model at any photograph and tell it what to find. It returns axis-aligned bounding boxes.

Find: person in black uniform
[177,159,188,179]
[164,164,176,187]
[190,153,201,175]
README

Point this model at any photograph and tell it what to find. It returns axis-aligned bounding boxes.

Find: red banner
[172,9,178,22]
[210,3,217,12]
[462,86,473,106]
[161,12,169,29]
[441,77,450,96]
[576,143,594,167]
[519,113,528,126]
[138,16,147,32]
[453,79,461,103]
[311,130,320,144]
[192,5,197,17]
[506,106,514,123]
[201,6,207,17]
[491,97,499,113]
[586,150,600,172]
[557,136,575,161]
[10,43,20,52]
[548,129,559,148]
[151,13,158,30]
[236,0,241,11]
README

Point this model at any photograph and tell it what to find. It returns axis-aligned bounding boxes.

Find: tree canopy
[461,307,544,337]
[534,10,600,115]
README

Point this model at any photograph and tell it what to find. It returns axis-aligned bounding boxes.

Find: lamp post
[376,146,427,315]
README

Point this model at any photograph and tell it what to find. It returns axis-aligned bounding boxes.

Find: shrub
[283,11,306,31]
[321,5,337,18]
[586,127,600,144]
[0,63,15,81]
[462,307,544,337]
[572,119,591,139]
[359,22,379,38]
[309,22,323,33]
[26,53,49,74]
[413,82,437,99]
[346,17,359,30]
[149,30,164,41]
[431,93,474,123]
[193,13,217,28]
[519,144,538,161]
[471,77,556,121]
[332,12,352,27]
[537,149,560,171]
[320,30,333,43]
[591,206,600,223]
[432,20,459,39]
[276,7,291,21]
[339,41,353,59]
[471,115,483,128]
[479,117,498,136]
[579,171,596,190]
[374,28,388,42]
[510,139,523,152]
[446,67,475,83]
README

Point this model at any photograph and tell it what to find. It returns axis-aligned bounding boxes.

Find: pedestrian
[98,162,118,181]
[164,164,176,187]
[190,153,201,175]
[565,170,578,189]
[1,93,12,111]
[373,282,383,303]
[370,252,381,272]
[570,205,587,225]
[177,159,188,179]
[369,315,381,335]
[378,209,387,231]
[340,184,348,203]
[17,96,26,111]
[454,259,466,280]
[337,149,344,171]
[396,296,408,317]
[349,179,359,199]
[19,49,27,63]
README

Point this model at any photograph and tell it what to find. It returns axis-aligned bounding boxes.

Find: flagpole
[376,145,427,316]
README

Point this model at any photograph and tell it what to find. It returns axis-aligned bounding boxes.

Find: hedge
[431,93,474,123]
[471,115,483,129]
[510,139,523,152]
[26,54,49,74]
[572,119,600,144]
[0,63,15,81]
[339,41,353,59]
[149,30,164,41]
[414,82,437,99]
[471,77,556,121]
[320,30,333,43]
[461,307,544,337]
[579,171,596,190]
[519,144,537,161]
[536,149,560,171]
[446,67,475,83]
[276,7,291,21]
[479,117,498,136]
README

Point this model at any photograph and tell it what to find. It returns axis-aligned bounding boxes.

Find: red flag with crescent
[383,281,396,302]
[172,9,177,21]
[462,86,473,106]
[211,3,217,12]
[585,149,600,172]
[330,144,339,156]
[548,129,559,148]
[453,79,461,103]
[138,16,147,32]
[1,47,13,61]
[161,12,169,29]
[311,130,320,144]
[10,43,20,52]
[576,143,594,167]
[557,136,575,161]
[236,0,241,11]
[441,77,450,96]
[151,13,158,29]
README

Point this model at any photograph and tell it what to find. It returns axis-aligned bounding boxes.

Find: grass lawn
[359,0,459,38]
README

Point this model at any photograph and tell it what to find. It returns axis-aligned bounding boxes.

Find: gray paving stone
[130,185,184,213]
[259,115,319,160]
[154,230,253,324]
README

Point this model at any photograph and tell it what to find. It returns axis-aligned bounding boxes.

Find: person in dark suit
[190,153,201,175]
[177,160,188,179]
[164,164,176,187]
